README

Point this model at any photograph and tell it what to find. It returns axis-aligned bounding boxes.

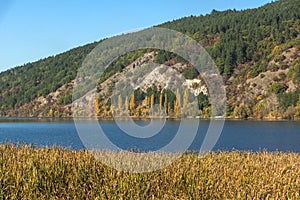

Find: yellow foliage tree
[118,95,123,110]
[109,105,114,117]
[297,95,300,118]
[176,88,181,108]
[168,102,172,116]
[102,105,108,117]
[117,95,123,116]
[150,94,155,108]
[174,99,179,117]
[144,96,149,107]
[48,108,53,117]
[183,88,189,108]
[94,97,100,116]
[159,93,163,111]
[125,96,129,113]
[129,92,135,115]
[174,88,181,118]
[164,93,168,114]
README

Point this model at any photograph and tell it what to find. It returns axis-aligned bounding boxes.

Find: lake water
[0,119,299,152]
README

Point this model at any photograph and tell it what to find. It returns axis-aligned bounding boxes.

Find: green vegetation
[278,89,300,109]
[269,82,288,94]
[160,0,300,78]
[1,0,300,119]
[0,145,299,199]
[98,49,147,85]
[288,62,300,84]
[0,42,99,114]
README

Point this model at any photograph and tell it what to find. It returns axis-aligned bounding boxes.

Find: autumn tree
[164,92,168,114]
[48,108,54,117]
[94,97,100,116]
[183,88,189,114]
[174,88,181,118]
[150,94,155,108]
[129,92,135,115]
[118,95,123,110]
[159,93,163,111]
[125,96,129,113]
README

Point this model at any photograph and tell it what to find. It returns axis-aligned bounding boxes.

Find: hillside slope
[0,0,300,119]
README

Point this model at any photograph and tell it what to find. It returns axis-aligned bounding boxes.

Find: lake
[0,119,299,152]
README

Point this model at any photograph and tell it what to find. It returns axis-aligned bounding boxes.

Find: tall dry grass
[0,144,299,199]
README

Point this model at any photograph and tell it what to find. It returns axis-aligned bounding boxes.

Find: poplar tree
[94,97,100,116]
[159,93,163,111]
[129,93,135,114]
[125,96,129,113]
[164,93,168,114]
[150,94,155,108]
[118,95,123,110]
[183,88,189,109]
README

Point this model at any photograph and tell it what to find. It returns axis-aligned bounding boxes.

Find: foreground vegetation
[0,145,299,199]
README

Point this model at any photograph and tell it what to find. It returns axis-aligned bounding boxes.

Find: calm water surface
[0,119,299,152]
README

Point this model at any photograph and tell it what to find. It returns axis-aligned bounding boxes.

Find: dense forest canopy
[160,0,300,77]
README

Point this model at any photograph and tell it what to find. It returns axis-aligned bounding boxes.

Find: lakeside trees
[94,87,210,118]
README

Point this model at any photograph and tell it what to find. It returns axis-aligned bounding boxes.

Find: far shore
[0,115,299,122]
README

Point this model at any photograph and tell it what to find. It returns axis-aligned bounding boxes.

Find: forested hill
[0,0,300,119]
[160,0,300,78]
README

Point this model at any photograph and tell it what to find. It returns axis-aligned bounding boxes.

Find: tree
[174,89,181,117]
[268,82,287,95]
[159,93,163,111]
[150,94,155,108]
[144,96,149,107]
[48,108,54,117]
[125,96,129,113]
[183,68,199,79]
[109,105,114,117]
[164,92,168,114]
[183,88,189,109]
[297,95,300,118]
[94,97,100,116]
[118,95,123,110]
[197,92,209,110]
[129,93,135,115]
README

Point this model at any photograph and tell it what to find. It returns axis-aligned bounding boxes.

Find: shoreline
[0,116,299,122]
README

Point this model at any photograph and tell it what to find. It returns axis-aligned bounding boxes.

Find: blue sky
[0,0,272,72]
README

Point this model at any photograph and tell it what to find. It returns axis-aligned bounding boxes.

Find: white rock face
[184,79,208,96]
[133,64,185,91]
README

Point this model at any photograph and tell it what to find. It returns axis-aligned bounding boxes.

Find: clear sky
[0,0,272,72]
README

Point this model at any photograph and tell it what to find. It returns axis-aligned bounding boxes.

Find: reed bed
[0,144,299,199]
